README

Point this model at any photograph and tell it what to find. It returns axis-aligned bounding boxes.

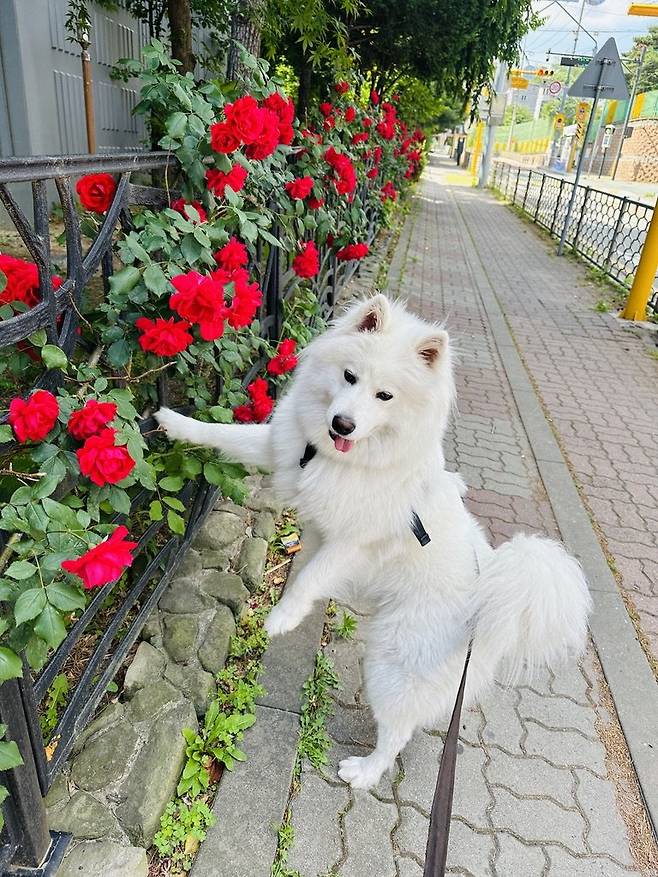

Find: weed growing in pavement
[271,809,302,877]
[594,299,609,312]
[153,799,214,871]
[298,651,340,770]
[334,611,358,639]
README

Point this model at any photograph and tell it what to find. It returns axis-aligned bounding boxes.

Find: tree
[624,27,658,92]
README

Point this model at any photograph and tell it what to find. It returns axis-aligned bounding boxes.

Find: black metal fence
[0,152,375,874]
[490,160,658,317]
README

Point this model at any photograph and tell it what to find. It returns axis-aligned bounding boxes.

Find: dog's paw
[264,603,303,638]
[154,407,188,442]
[337,755,385,790]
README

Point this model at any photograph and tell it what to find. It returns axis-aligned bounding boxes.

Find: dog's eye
[344,370,357,384]
[376,391,393,401]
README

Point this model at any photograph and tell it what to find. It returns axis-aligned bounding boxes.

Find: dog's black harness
[299,442,431,547]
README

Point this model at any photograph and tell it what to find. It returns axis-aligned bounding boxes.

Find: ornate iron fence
[0,152,375,874]
[490,160,658,316]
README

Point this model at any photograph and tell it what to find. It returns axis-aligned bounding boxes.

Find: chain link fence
[490,161,658,316]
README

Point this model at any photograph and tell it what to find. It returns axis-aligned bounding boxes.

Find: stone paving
[282,159,657,877]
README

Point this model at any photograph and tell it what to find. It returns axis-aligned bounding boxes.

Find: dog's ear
[350,294,390,333]
[417,330,449,367]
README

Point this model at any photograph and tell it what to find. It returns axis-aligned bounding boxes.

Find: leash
[299,438,473,874]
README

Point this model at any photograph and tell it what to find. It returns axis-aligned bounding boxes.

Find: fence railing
[490,160,658,317]
[0,152,375,873]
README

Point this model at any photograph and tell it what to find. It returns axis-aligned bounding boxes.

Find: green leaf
[109,266,141,296]
[28,328,47,348]
[167,111,188,139]
[0,647,22,683]
[0,740,23,771]
[167,510,186,535]
[34,605,67,649]
[143,263,170,296]
[107,486,131,516]
[5,561,37,581]
[0,424,13,444]
[149,500,163,521]
[46,581,86,612]
[0,270,6,294]
[107,339,131,368]
[162,496,185,511]
[41,344,68,370]
[14,589,47,626]
[159,476,183,492]
[181,233,202,265]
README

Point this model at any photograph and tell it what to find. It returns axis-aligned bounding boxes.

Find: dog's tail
[155,408,274,469]
[471,534,591,683]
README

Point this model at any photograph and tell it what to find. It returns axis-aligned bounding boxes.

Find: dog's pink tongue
[334,436,354,453]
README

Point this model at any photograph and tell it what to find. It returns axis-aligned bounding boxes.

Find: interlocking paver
[275,159,653,876]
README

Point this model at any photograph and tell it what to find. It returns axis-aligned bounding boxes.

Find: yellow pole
[470,121,485,180]
[623,205,658,319]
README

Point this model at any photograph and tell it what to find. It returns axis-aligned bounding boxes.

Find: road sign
[602,127,615,148]
[547,80,562,96]
[561,55,592,67]
[555,113,566,130]
[568,38,630,101]
[575,100,590,122]
[576,121,586,143]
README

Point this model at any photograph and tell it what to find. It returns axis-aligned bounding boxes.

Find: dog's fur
[156,294,591,790]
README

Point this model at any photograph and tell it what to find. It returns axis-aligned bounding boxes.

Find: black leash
[423,642,472,877]
[300,438,472,874]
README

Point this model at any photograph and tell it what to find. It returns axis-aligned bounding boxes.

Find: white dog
[156,294,591,790]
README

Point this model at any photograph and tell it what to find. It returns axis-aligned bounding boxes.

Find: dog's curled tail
[472,534,592,683]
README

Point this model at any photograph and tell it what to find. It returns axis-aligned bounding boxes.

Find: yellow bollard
[469,121,485,180]
[622,204,658,320]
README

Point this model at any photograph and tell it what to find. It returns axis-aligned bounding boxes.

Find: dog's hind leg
[155,408,274,469]
[338,711,416,790]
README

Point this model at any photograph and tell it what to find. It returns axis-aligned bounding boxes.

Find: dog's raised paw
[337,755,384,790]
[264,603,303,638]
[154,407,186,441]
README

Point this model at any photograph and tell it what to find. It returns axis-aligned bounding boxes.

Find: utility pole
[611,43,647,180]
[479,62,509,188]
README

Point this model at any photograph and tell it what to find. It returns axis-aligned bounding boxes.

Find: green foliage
[334,611,357,639]
[0,723,23,831]
[271,812,302,877]
[153,798,215,870]
[40,674,69,741]
[624,27,658,92]
[298,651,339,768]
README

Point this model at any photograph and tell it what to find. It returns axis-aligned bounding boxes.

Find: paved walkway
[192,158,658,877]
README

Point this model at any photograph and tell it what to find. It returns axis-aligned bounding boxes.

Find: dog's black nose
[332,415,355,436]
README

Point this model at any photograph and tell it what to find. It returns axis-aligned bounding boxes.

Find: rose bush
[0,40,426,685]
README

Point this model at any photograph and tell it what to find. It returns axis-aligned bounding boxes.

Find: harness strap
[298,442,431,547]
[423,642,472,877]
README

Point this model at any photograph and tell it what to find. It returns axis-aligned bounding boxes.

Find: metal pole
[611,44,646,181]
[479,62,508,188]
[558,58,608,256]
[80,33,97,154]
[598,146,608,177]
[550,0,587,166]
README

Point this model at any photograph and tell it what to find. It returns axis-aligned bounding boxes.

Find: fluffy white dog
[156,294,591,790]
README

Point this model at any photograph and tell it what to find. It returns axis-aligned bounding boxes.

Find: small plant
[271,810,301,877]
[646,348,658,361]
[153,799,214,871]
[594,299,609,313]
[0,724,23,830]
[334,611,357,640]
[298,651,340,769]
[39,673,69,740]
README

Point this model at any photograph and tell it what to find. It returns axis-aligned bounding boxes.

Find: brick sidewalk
[282,160,657,876]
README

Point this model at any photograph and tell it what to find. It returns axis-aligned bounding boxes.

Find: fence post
[0,677,50,867]
[521,171,532,212]
[550,179,565,236]
[572,187,591,252]
[622,201,658,320]
[512,167,521,204]
[604,196,627,272]
[534,174,546,222]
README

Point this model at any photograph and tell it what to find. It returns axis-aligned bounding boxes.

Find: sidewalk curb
[455,193,658,835]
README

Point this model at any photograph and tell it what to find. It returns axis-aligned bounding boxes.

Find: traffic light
[536,68,555,78]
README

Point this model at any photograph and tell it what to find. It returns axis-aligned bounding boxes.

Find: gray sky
[525,0,654,64]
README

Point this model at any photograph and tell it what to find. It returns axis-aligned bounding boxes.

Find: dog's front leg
[264,543,366,637]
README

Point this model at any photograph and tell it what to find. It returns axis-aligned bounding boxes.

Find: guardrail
[490,160,658,317]
[0,151,375,874]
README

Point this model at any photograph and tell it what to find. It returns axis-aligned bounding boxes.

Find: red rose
[376,121,395,140]
[225,269,262,329]
[352,132,369,145]
[325,147,356,195]
[234,378,274,423]
[262,93,295,143]
[344,106,356,123]
[308,197,324,209]
[77,428,135,487]
[0,254,61,310]
[267,338,298,375]
[370,90,380,105]
[8,390,59,443]
[285,176,314,200]
[210,121,241,154]
[76,173,116,213]
[61,525,137,590]
[363,118,373,128]
[169,272,227,342]
[367,167,378,179]
[319,102,333,117]
[293,241,320,279]
[380,181,398,202]
[68,399,118,441]
[214,237,249,272]
[224,96,265,144]
[171,198,207,224]
[334,81,350,94]
[244,109,280,160]
[135,316,193,356]
[337,243,369,261]
[206,164,248,198]
[323,116,335,131]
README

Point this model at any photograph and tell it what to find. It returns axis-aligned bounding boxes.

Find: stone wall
[47,475,279,877]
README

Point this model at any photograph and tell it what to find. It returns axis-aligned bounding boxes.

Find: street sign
[511,76,529,89]
[548,80,562,96]
[575,100,590,122]
[602,127,615,148]
[561,55,592,67]
[568,38,630,101]
[555,113,566,130]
